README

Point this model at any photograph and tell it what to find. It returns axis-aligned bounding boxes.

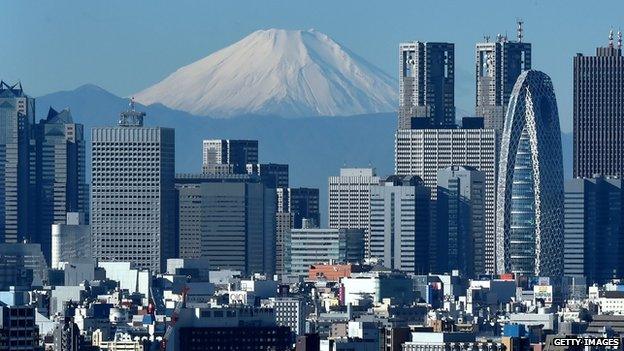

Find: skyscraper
[0,81,35,244]
[398,42,455,129]
[202,139,258,174]
[91,101,175,273]
[175,173,276,276]
[328,168,380,249]
[436,166,486,277]
[275,187,320,277]
[33,107,87,262]
[573,31,624,178]
[564,177,623,284]
[476,24,531,133]
[496,70,564,277]
[369,175,430,274]
[395,128,496,273]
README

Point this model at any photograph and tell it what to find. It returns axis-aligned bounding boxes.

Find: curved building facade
[495,70,564,276]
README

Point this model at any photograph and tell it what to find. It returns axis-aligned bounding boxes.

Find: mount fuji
[134,29,397,118]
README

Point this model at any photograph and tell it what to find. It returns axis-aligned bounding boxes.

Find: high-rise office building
[277,188,320,228]
[33,107,87,262]
[369,175,430,274]
[202,139,258,174]
[91,101,175,273]
[437,166,486,277]
[275,187,320,277]
[564,177,623,284]
[0,81,35,244]
[176,173,276,276]
[328,168,381,250]
[284,220,364,278]
[398,42,455,129]
[475,23,531,133]
[573,32,624,178]
[246,163,289,188]
[496,70,564,277]
[395,128,496,273]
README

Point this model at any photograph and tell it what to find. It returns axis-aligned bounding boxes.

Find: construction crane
[160,286,190,351]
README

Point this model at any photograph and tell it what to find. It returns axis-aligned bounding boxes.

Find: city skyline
[3,3,624,350]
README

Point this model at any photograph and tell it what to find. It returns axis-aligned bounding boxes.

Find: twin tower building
[397,25,564,277]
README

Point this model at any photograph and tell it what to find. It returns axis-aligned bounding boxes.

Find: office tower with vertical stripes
[0,82,35,244]
[398,42,455,129]
[573,31,624,178]
[476,22,531,134]
[437,166,486,277]
[369,175,430,274]
[328,168,380,251]
[33,107,87,262]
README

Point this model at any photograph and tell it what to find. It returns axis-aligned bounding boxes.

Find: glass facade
[495,70,564,276]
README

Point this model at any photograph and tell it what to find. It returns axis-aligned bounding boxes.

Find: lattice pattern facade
[495,70,564,276]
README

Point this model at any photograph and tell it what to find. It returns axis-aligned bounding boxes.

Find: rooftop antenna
[119,97,145,127]
[609,29,614,48]
[517,19,524,42]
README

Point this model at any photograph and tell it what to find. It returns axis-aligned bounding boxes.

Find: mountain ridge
[133,28,397,118]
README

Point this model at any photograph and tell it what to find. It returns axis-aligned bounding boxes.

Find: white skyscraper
[395,128,496,273]
[91,101,175,273]
[328,168,380,248]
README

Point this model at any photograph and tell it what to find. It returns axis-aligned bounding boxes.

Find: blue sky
[2,0,622,131]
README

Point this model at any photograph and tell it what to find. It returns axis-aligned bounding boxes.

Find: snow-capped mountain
[134,29,397,118]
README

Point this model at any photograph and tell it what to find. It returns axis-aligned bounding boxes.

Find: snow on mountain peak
[133,28,397,118]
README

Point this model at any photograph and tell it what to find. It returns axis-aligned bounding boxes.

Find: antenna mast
[517,19,524,43]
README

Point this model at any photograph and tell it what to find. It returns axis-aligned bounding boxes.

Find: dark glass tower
[398,42,455,129]
[33,107,87,262]
[573,32,624,178]
[0,81,35,244]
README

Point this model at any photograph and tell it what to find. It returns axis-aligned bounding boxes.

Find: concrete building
[475,25,531,133]
[265,297,306,336]
[0,81,35,245]
[284,221,364,278]
[51,212,91,269]
[91,101,175,273]
[0,300,38,351]
[167,306,291,351]
[573,33,624,178]
[564,177,623,284]
[328,168,380,251]
[202,139,258,174]
[176,173,276,276]
[341,271,414,306]
[398,42,455,129]
[246,163,289,188]
[368,175,430,274]
[33,107,87,263]
[395,127,496,273]
[496,70,564,276]
[436,166,486,277]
